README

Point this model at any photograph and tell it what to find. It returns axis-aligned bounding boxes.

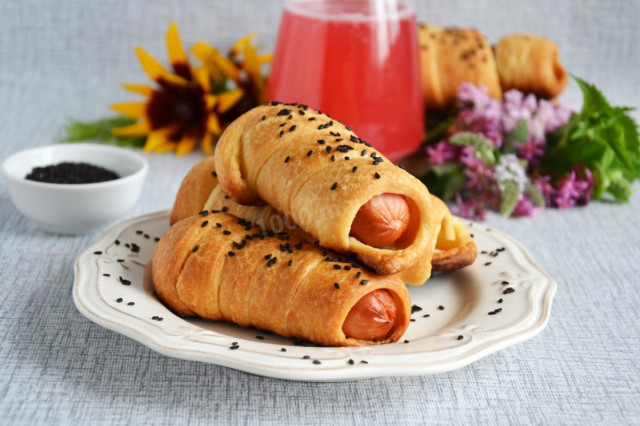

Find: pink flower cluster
[426,83,592,219]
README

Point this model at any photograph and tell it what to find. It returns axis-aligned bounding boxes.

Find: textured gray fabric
[1,0,639,424]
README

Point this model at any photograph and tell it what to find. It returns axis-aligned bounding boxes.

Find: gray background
[1,0,639,424]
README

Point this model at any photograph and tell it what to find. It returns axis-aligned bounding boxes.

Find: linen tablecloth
[1,1,638,424]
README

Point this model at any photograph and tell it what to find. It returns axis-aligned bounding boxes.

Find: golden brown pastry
[419,24,502,110]
[495,33,568,99]
[152,212,411,346]
[171,156,477,274]
[212,103,451,285]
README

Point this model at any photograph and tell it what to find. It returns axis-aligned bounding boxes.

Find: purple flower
[452,195,486,220]
[426,141,456,165]
[551,166,594,208]
[512,196,542,217]
[518,135,545,164]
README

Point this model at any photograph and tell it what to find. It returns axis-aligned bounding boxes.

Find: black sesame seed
[498,298,503,303]
[360,279,369,285]
[457,335,464,340]
[374,172,381,179]
[501,280,509,285]
[277,109,292,116]
[423,314,430,318]
[118,276,131,285]
[289,125,297,132]
[223,230,231,235]
[360,360,368,364]
[294,243,302,250]
[484,262,492,266]
[281,348,287,352]
[221,207,228,212]
[228,251,235,257]
[344,266,351,271]
[116,298,123,303]
[256,335,265,340]
[261,115,266,120]
[201,220,209,227]
[438,305,445,310]
[102,273,110,277]
[303,355,310,359]
[410,319,416,322]
[331,182,338,190]
[317,139,325,144]
[333,264,341,270]
[308,117,316,121]
[350,135,358,142]
[288,260,293,266]
[230,345,239,350]
[331,155,335,162]
[93,251,102,255]
[284,156,290,163]
[216,223,222,228]
[211,171,217,177]
[192,245,199,252]
[136,230,142,235]
[356,272,361,278]
[312,360,321,365]
[326,146,332,153]
[361,149,367,156]
[503,288,515,294]
[404,340,410,344]
[279,122,287,127]
[348,359,355,365]
[279,130,285,137]
[264,254,272,260]
[334,282,340,289]
[127,302,134,306]
[411,305,423,313]
[307,150,313,157]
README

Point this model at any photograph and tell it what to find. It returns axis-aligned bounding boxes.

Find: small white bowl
[1,143,148,234]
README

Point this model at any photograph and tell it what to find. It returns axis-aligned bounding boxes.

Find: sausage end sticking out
[349,193,411,248]
[342,289,397,341]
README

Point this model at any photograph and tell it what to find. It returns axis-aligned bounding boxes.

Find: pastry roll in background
[213,104,450,285]
[419,24,502,110]
[153,212,412,347]
[495,33,568,99]
[170,157,477,275]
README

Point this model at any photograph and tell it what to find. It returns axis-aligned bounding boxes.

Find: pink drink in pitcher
[266,0,423,161]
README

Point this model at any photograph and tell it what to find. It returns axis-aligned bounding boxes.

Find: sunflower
[110,23,267,155]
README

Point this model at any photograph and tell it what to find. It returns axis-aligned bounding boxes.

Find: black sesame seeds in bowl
[1,143,148,234]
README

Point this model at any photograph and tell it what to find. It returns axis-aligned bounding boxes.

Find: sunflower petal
[144,130,171,152]
[207,114,221,135]
[194,67,211,93]
[258,53,273,65]
[166,22,188,68]
[155,142,178,153]
[231,33,258,56]
[135,46,189,86]
[176,132,198,156]
[192,41,241,83]
[201,131,214,156]
[111,119,150,136]
[204,94,217,110]
[110,102,146,118]
[121,83,154,97]
[216,88,244,114]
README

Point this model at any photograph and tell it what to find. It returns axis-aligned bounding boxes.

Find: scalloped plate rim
[72,210,556,381]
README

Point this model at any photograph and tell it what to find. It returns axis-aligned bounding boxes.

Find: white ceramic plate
[73,211,556,381]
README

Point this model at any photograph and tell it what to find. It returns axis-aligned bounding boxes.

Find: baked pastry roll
[152,212,411,347]
[212,104,454,284]
[171,156,477,274]
[495,33,568,99]
[419,24,502,110]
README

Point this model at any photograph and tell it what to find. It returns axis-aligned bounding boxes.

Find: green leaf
[593,123,634,173]
[524,183,546,207]
[418,165,465,201]
[607,173,633,202]
[61,116,146,148]
[503,119,529,154]
[573,74,611,118]
[424,116,454,145]
[449,132,498,165]
[499,180,520,217]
